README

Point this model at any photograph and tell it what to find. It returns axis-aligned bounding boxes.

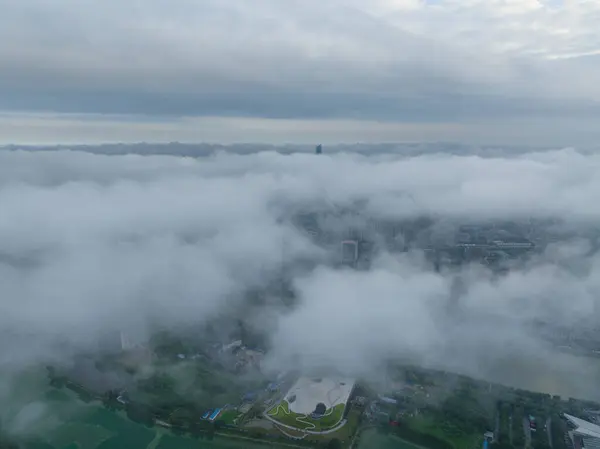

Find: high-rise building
[341,240,359,264]
[120,331,134,351]
[315,144,322,155]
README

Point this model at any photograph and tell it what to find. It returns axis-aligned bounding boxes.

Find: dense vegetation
[43,349,600,449]
[375,366,598,449]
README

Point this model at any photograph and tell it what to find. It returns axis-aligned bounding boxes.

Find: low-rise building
[564,413,600,449]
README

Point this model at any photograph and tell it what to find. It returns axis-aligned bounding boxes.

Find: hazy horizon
[2,1,600,145]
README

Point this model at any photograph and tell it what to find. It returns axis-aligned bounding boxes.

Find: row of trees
[493,397,569,449]
[438,385,493,435]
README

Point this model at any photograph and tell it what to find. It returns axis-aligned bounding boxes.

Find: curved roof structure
[564,414,600,439]
[564,413,600,449]
[284,376,355,415]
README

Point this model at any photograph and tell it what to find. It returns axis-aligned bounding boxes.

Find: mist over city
[2,145,600,398]
[3,1,600,448]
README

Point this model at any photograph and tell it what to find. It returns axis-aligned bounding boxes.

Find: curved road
[267,382,347,433]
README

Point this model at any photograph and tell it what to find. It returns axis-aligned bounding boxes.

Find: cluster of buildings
[292,208,539,271]
[201,408,224,422]
[217,340,265,372]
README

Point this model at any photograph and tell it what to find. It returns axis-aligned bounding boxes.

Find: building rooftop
[284,376,355,415]
[564,414,600,439]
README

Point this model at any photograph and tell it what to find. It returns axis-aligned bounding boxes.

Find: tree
[327,438,342,449]
[491,442,513,449]
[189,421,206,440]
[102,390,121,411]
[169,408,194,429]
[139,373,175,394]
[206,425,215,441]
[126,403,154,427]
[247,403,263,419]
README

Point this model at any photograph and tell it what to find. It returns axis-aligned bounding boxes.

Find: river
[455,349,600,401]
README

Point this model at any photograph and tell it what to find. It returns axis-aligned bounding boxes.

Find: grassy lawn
[407,414,481,449]
[11,367,301,449]
[305,407,361,448]
[268,400,291,419]
[81,409,156,449]
[220,409,242,425]
[267,401,346,431]
[47,423,113,449]
[358,429,428,449]
[315,404,345,428]
[323,407,361,440]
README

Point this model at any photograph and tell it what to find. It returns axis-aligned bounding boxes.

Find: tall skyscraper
[341,240,359,265]
[315,144,322,155]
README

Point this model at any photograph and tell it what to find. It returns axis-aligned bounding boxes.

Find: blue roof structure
[208,408,222,421]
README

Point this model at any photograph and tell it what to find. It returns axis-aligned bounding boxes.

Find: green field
[267,400,345,431]
[357,429,428,449]
[218,410,242,425]
[406,414,481,449]
[3,369,301,449]
[19,396,303,449]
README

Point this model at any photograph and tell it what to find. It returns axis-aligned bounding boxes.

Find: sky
[2,147,600,417]
[1,0,600,145]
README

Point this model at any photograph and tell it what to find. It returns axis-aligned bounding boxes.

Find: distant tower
[120,331,134,351]
[315,144,322,155]
[341,240,359,265]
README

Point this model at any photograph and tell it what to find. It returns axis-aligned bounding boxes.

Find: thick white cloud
[1,148,600,399]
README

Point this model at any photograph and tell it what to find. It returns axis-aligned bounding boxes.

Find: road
[523,417,532,448]
[546,417,553,448]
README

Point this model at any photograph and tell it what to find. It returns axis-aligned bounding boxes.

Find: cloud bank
[1,147,600,401]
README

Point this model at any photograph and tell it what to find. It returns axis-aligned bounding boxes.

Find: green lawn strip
[268,401,345,431]
[321,408,360,441]
[391,437,430,449]
[47,423,113,449]
[357,428,423,449]
[220,410,242,425]
[499,406,510,442]
[78,408,156,449]
[268,400,291,419]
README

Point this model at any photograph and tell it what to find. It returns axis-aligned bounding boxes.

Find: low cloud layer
[1,147,600,400]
